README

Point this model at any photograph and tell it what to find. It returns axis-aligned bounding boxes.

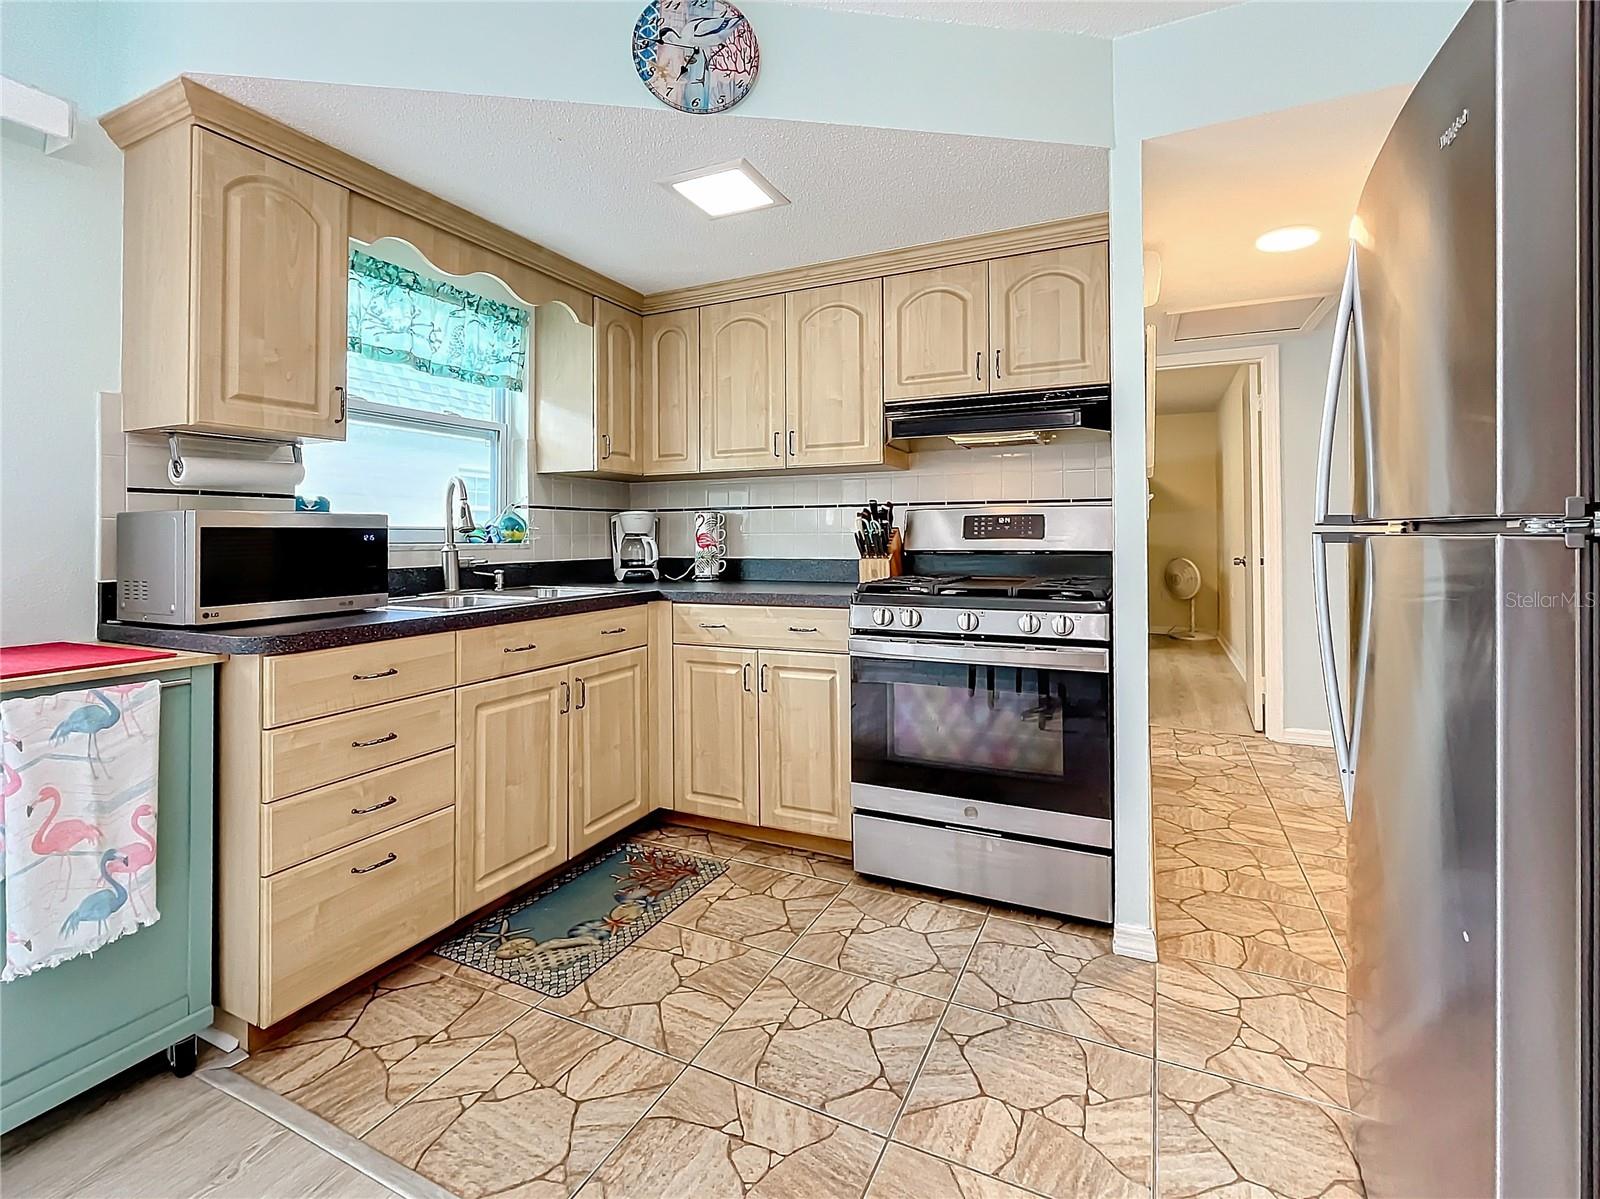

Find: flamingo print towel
[1,681,161,980]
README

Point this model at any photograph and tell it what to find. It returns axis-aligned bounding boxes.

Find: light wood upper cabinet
[641,310,700,475]
[757,650,850,840]
[456,666,569,915]
[987,244,1110,391]
[785,281,884,469]
[569,648,649,855]
[882,261,989,401]
[673,645,759,823]
[699,296,786,474]
[124,126,350,439]
[594,298,643,475]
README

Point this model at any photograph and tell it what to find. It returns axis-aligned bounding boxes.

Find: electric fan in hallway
[1163,557,1210,641]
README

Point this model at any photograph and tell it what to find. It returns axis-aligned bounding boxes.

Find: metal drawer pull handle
[600,627,626,635]
[351,732,398,748]
[350,852,397,874]
[774,432,782,458]
[787,626,819,633]
[760,663,769,692]
[742,662,752,692]
[975,351,982,381]
[576,678,587,709]
[503,643,538,654]
[352,667,398,681]
[699,623,728,630]
[351,795,399,815]
[560,680,571,713]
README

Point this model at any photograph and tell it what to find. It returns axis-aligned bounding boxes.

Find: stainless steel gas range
[848,503,1113,922]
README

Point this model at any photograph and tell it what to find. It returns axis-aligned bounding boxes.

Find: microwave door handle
[1316,242,1359,526]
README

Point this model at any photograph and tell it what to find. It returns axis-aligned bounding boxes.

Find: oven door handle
[849,635,1109,673]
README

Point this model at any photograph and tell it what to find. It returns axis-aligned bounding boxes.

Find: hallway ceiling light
[662,159,789,218]
[1254,225,1321,253]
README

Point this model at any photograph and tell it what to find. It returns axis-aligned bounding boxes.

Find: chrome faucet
[441,476,484,591]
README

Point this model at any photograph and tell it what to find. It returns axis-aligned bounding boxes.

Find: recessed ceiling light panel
[1255,225,1321,253]
[661,158,789,218]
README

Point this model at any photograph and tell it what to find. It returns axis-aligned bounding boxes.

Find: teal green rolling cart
[0,661,216,1133]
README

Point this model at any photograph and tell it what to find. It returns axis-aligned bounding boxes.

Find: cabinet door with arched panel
[192,130,349,439]
[987,244,1110,392]
[699,296,786,473]
[785,280,884,469]
[882,261,989,401]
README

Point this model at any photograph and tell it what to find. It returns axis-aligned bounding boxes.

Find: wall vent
[1169,294,1332,342]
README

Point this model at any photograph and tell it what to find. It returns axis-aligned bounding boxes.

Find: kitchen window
[300,249,529,538]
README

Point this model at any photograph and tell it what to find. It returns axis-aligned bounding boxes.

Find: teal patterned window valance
[348,249,529,393]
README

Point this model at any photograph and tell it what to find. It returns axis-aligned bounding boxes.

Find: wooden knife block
[858,529,903,583]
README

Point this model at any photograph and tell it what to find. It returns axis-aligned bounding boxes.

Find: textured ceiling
[196,76,1107,295]
[786,1,1238,38]
[1143,85,1411,338]
[1154,363,1241,413]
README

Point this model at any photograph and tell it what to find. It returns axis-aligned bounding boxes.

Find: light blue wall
[100,1,1113,144]
[1103,0,1468,944]
[1,1,123,646]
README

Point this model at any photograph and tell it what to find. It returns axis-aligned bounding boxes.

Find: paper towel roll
[168,452,306,493]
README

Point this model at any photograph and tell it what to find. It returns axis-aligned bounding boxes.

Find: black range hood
[885,386,1111,447]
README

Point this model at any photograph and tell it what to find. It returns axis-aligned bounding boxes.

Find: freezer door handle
[1312,530,1357,817]
[1315,243,1361,525]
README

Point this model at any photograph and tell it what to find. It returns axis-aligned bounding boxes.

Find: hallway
[1148,636,1255,735]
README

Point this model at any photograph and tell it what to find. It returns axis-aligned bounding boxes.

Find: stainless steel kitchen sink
[386,593,544,610]
[387,585,619,611]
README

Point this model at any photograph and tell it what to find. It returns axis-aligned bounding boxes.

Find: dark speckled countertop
[96,579,856,656]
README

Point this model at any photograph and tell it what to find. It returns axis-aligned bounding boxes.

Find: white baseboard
[1112,922,1157,961]
[1276,726,1334,748]
[1218,633,1246,683]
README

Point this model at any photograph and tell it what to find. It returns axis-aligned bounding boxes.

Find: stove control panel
[964,512,1045,541]
[850,604,1109,645]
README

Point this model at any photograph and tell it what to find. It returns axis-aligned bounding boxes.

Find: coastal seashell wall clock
[633,0,760,114]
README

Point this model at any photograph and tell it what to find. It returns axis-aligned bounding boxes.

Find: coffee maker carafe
[610,511,659,581]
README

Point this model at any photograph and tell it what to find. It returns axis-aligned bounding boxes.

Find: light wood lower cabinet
[570,647,650,854]
[673,646,760,823]
[456,647,651,916]
[672,643,849,840]
[260,809,455,1026]
[758,651,851,840]
[456,665,570,915]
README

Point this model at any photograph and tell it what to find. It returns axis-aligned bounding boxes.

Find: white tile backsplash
[627,432,1111,558]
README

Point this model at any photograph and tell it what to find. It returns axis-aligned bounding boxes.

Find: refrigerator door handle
[1312,530,1357,817]
[1315,243,1359,525]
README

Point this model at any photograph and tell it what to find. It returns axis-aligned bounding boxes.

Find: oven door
[849,635,1111,848]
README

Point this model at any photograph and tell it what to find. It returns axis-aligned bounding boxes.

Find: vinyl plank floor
[1148,636,1255,735]
[0,1057,398,1199]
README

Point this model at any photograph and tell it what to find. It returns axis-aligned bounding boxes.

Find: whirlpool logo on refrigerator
[1439,108,1470,149]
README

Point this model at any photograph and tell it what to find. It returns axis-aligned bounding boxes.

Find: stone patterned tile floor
[231,723,1355,1198]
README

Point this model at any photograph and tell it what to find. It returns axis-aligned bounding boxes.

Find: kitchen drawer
[260,808,455,1025]
[262,634,456,728]
[457,606,649,685]
[261,749,455,874]
[263,691,455,800]
[672,604,848,653]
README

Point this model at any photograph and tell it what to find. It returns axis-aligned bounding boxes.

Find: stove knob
[871,606,894,627]
[1050,614,1076,637]
[899,608,923,629]
[1017,613,1042,635]
[955,611,980,633]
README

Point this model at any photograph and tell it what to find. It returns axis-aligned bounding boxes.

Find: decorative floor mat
[431,841,727,997]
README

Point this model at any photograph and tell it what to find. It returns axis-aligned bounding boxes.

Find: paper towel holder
[166,431,302,481]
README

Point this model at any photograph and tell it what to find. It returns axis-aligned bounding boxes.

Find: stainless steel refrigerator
[1312,2,1595,1196]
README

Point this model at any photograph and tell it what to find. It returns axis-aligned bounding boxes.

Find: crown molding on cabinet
[100,77,647,312]
[100,77,1110,320]
[635,213,1110,314]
